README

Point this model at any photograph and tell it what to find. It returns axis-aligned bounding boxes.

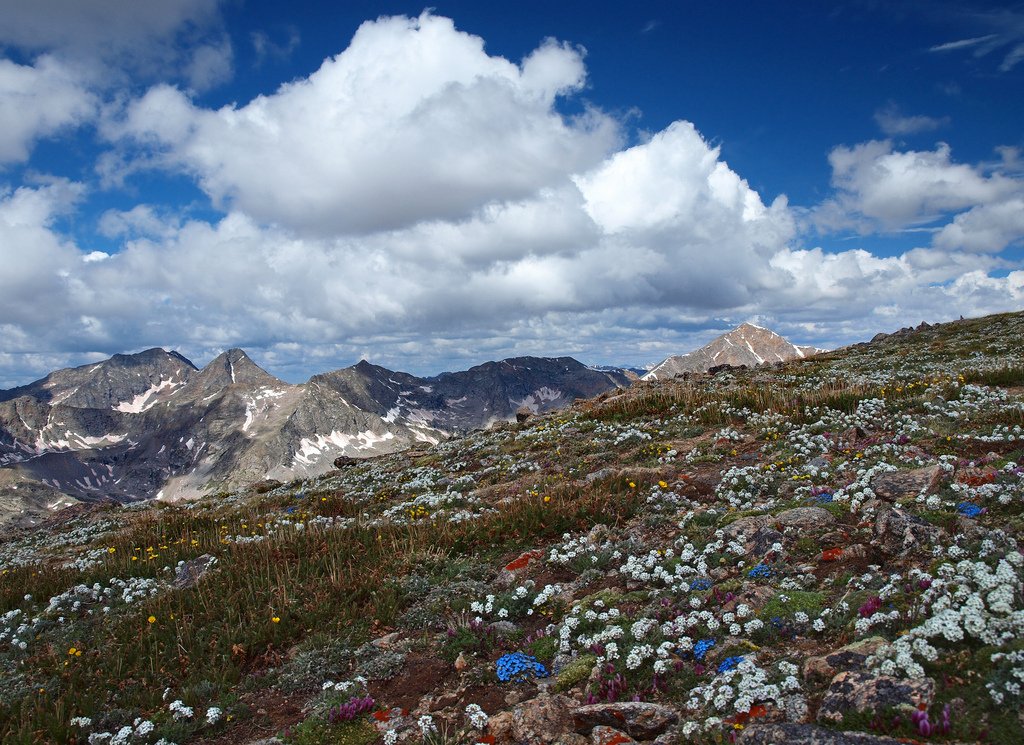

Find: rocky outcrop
[870,465,943,501]
[511,696,577,745]
[871,507,947,557]
[817,671,935,723]
[739,722,912,744]
[803,637,888,682]
[572,702,679,740]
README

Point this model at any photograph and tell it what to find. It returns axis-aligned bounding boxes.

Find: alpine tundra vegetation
[3,311,1024,745]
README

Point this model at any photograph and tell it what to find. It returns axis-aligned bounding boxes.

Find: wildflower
[272,617,280,623]
[465,703,488,729]
[206,707,222,725]
[496,653,547,682]
[418,715,438,736]
[148,616,156,624]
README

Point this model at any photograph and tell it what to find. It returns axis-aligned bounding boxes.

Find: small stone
[454,652,469,672]
[516,406,535,423]
[371,632,401,649]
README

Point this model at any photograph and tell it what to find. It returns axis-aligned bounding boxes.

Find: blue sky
[1,0,1023,386]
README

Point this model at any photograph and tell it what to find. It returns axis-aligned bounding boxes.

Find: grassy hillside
[3,311,1024,744]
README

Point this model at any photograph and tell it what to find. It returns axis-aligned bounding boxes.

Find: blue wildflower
[496,653,547,682]
[748,565,773,579]
[957,503,983,517]
[717,656,743,673]
[693,639,715,660]
[690,578,712,592]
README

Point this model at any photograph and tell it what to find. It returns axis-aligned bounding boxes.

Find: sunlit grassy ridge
[3,311,1024,744]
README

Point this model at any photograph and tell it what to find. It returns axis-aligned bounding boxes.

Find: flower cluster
[495,653,547,682]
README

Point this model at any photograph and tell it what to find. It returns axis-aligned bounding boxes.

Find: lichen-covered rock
[871,507,946,557]
[572,702,679,740]
[739,722,910,744]
[803,637,888,681]
[775,506,836,531]
[870,465,943,501]
[487,711,514,745]
[588,726,636,745]
[172,553,217,589]
[511,695,577,745]
[817,671,935,722]
[721,516,785,560]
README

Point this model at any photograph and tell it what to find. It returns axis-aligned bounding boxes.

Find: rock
[721,516,784,560]
[589,726,637,745]
[870,465,942,501]
[840,543,868,560]
[585,468,617,483]
[775,506,836,531]
[487,711,514,745]
[371,632,401,649]
[739,722,909,744]
[172,553,217,589]
[430,693,460,712]
[871,507,946,557]
[803,637,888,681]
[454,652,470,672]
[511,695,577,745]
[572,702,679,740]
[780,693,809,723]
[955,516,987,541]
[516,406,535,423]
[554,735,589,745]
[333,455,360,469]
[373,709,416,739]
[817,671,935,722]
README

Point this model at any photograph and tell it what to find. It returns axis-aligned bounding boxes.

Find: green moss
[283,716,379,745]
[554,654,596,693]
[759,590,825,620]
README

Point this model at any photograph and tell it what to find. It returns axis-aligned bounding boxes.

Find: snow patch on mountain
[293,430,397,466]
[114,378,181,413]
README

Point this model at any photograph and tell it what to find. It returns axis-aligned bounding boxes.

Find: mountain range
[0,324,818,526]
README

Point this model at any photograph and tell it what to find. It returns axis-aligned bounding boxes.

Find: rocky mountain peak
[644,323,818,380]
[183,348,282,392]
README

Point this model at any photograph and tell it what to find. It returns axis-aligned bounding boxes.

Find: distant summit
[643,323,822,380]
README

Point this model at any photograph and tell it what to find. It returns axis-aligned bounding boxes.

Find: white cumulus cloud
[817,140,1023,235]
[106,12,619,235]
[0,56,97,165]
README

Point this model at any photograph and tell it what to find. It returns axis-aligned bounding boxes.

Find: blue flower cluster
[690,578,712,591]
[957,502,983,517]
[496,653,548,682]
[811,492,834,504]
[748,564,774,579]
[693,639,715,660]
[717,656,743,673]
